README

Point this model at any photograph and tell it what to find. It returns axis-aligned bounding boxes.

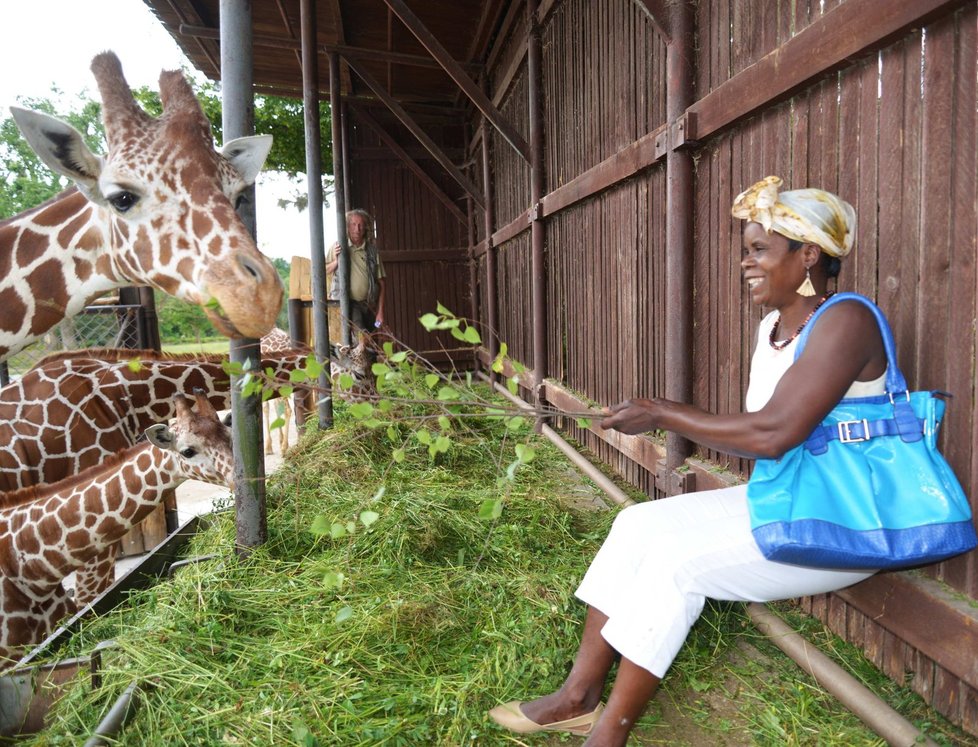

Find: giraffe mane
[0,444,150,510]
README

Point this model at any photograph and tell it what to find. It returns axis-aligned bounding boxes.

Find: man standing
[326,209,386,332]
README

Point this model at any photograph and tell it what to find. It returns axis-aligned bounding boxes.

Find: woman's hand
[600,399,663,435]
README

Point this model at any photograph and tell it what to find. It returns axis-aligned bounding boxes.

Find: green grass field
[161,338,230,355]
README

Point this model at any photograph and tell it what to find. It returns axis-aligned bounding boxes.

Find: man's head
[346,209,373,246]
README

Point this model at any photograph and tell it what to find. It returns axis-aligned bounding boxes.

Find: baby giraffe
[0,392,233,669]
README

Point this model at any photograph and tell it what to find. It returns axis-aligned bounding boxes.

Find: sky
[0,0,335,263]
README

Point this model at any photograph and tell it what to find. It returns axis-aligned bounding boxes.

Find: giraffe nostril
[238,255,263,283]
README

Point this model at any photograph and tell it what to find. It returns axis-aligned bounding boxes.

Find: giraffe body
[0,393,233,667]
[0,51,283,362]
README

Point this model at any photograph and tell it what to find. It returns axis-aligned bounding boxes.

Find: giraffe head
[8,51,283,339]
[145,392,234,486]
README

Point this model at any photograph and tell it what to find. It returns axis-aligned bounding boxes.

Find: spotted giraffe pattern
[0,393,233,668]
[0,51,283,362]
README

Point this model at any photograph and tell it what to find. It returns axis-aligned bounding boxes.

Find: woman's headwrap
[731,176,856,258]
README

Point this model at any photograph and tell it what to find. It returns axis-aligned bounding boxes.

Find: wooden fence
[340,0,978,733]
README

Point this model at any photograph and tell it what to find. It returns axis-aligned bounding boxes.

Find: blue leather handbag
[747,293,977,569]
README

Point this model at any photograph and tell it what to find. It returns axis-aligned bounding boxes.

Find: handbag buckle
[837,419,870,443]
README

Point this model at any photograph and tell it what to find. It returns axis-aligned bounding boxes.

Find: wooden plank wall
[473,0,978,733]
[345,116,472,359]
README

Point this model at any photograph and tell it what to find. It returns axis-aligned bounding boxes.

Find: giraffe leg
[280,398,293,452]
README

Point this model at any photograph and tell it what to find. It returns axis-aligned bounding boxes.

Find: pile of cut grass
[23,398,974,746]
[29,404,616,745]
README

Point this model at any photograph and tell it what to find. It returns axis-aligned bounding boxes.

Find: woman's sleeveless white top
[744,310,886,413]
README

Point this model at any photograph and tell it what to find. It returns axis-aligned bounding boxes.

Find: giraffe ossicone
[0,51,284,362]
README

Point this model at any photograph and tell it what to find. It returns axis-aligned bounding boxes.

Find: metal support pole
[137,286,161,351]
[329,52,352,347]
[300,0,334,429]
[527,0,548,410]
[341,100,352,207]
[481,131,499,381]
[220,0,267,553]
[287,298,310,431]
[663,1,695,484]
[466,196,479,368]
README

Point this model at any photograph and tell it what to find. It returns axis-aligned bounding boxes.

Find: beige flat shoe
[487,700,605,735]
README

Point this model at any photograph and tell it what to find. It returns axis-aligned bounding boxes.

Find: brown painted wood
[686,0,972,144]
[350,104,467,224]
[378,248,467,263]
[835,574,978,687]
[491,209,531,246]
[345,57,485,209]
[382,0,531,161]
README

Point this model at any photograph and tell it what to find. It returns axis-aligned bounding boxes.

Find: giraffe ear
[221,134,273,185]
[145,423,175,450]
[10,108,103,194]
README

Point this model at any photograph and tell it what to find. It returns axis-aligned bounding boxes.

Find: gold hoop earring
[796,269,816,297]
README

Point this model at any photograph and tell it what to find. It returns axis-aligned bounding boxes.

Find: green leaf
[436,318,461,330]
[505,460,519,481]
[462,326,482,344]
[390,350,408,363]
[260,387,275,402]
[437,386,460,401]
[392,448,406,463]
[269,417,286,431]
[424,374,441,389]
[346,521,357,534]
[437,416,451,431]
[378,399,393,413]
[338,373,354,390]
[507,377,519,395]
[330,523,347,539]
[383,342,395,357]
[505,416,526,431]
[278,385,294,398]
[360,510,379,527]
[309,516,331,536]
[305,357,324,379]
[433,435,451,454]
[575,417,592,429]
[372,486,386,501]
[478,498,503,520]
[419,313,439,331]
[289,369,309,383]
[450,326,467,342]
[126,359,143,373]
[348,402,374,419]
[416,429,432,445]
[335,606,354,623]
[322,571,345,589]
[372,362,391,376]
[436,302,453,316]
[515,444,536,464]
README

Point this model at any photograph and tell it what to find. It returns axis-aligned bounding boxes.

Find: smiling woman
[488,176,897,747]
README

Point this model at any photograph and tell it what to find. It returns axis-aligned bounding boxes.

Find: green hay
[26,403,615,746]
[20,398,972,746]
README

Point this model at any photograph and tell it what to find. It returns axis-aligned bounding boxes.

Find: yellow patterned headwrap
[731,176,856,258]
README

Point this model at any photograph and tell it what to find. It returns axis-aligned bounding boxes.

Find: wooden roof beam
[178,23,482,73]
[380,0,531,163]
[631,0,672,43]
[350,104,467,225]
[345,57,485,209]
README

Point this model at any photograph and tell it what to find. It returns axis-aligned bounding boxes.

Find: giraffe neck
[0,189,124,360]
[0,442,184,595]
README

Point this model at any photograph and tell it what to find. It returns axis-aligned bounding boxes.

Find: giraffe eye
[180,447,198,458]
[108,191,139,213]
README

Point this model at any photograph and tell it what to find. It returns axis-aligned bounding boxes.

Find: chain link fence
[3,304,149,381]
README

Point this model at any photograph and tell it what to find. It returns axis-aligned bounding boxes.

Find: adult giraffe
[0,51,283,362]
[0,392,234,668]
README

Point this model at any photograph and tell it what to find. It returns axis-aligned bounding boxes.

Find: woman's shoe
[488,700,605,735]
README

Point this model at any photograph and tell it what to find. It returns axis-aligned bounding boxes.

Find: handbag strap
[793,292,908,394]
[793,292,924,449]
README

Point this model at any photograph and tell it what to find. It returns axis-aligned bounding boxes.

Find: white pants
[575,485,875,678]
